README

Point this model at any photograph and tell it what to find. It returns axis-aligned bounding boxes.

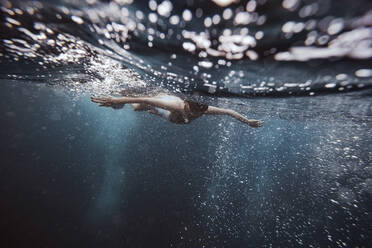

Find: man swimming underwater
[91,94,264,128]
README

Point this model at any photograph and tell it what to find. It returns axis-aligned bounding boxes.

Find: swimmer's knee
[131,103,149,111]
[131,103,140,110]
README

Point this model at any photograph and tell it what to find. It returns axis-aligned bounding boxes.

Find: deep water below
[0,79,371,247]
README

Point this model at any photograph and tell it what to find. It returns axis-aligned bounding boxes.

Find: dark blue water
[1,0,372,247]
[1,79,371,247]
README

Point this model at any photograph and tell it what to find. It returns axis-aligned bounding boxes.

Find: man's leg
[91,95,185,112]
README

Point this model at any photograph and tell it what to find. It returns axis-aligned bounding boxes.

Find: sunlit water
[0,0,371,247]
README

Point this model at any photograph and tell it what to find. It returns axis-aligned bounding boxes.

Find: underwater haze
[0,0,372,247]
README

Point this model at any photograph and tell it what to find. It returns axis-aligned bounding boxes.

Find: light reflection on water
[0,0,371,96]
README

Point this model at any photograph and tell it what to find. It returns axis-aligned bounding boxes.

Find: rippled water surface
[0,0,372,247]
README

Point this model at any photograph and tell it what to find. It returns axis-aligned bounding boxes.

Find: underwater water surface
[0,0,372,247]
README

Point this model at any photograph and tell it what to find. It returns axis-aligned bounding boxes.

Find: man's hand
[248,119,264,128]
[91,96,125,109]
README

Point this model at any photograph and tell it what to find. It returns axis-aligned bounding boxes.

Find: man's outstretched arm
[205,106,264,127]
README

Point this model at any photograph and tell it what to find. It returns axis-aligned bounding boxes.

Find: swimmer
[91,94,264,127]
